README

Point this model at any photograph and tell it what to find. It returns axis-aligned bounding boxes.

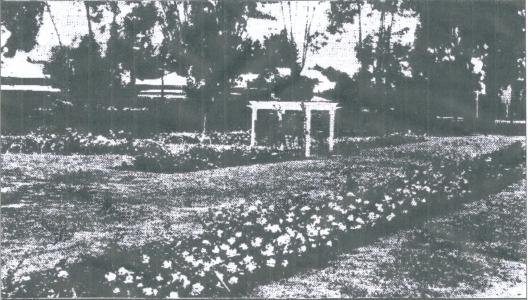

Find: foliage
[132,143,302,173]
[335,132,427,155]
[0,1,45,57]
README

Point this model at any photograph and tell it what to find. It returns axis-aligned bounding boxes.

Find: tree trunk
[45,2,62,46]
[84,2,94,37]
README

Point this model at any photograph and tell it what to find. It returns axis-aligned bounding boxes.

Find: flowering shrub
[153,131,251,146]
[335,132,427,155]
[132,144,302,173]
[1,130,252,155]
[1,129,133,155]
[5,142,524,298]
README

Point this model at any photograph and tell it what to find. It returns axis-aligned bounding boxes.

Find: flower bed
[132,143,303,173]
[5,142,524,298]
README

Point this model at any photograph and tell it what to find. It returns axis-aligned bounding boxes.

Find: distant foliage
[0,2,45,57]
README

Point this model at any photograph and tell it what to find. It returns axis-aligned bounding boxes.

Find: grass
[250,179,526,298]
[1,135,523,286]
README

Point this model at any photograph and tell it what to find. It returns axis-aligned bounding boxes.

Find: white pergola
[248,97,340,157]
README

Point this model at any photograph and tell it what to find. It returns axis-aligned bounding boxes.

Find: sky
[1,1,418,79]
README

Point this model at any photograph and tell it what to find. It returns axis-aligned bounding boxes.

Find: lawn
[1,135,524,294]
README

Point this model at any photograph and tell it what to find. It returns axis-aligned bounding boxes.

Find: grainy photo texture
[0,0,526,298]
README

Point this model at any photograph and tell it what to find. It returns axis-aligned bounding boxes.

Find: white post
[250,107,257,147]
[305,108,311,157]
[277,110,284,150]
[328,109,335,153]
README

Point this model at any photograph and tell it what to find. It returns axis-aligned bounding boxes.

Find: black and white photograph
[0,0,526,298]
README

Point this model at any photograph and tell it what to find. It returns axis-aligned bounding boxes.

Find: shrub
[132,144,303,173]
[335,132,427,155]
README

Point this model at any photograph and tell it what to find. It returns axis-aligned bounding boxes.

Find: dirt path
[250,179,527,298]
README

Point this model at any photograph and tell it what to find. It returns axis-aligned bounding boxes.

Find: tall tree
[1,1,45,57]
[168,1,265,131]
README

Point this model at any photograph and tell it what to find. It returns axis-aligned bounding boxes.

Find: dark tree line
[1,0,525,134]
[326,0,525,134]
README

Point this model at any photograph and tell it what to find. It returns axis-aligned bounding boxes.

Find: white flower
[356,217,365,224]
[266,258,276,268]
[276,234,291,246]
[142,254,150,264]
[251,237,263,248]
[228,276,239,285]
[227,237,236,245]
[386,213,396,221]
[156,274,164,282]
[368,212,379,221]
[124,275,134,284]
[162,260,172,269]
[246,261,257,273]
[57,270,69,278]
[261,244,275,256]
[226,262,238,273]
[256,217,268,225]
[239,243,248,250]
[300,206,311,212]
[143,287,154,296]
[220,244,230,251]
[105,272,116,282]
[235,231,242,238]
[181,275,190,288]
[299,245,307,253]
[226,248,239,258]
[346,192,355,197]
[411,199,417,206]
[113,287,120,294]
[347,214,355,221]
[327,215,335,222]
[169,291,179,298]
[264,224,281,233]
[212,246,220,254]
[307,224,319,237]
[191,283,204,295]
[326,240,333,247]
[118,267,132,275]
[281,259,289,267]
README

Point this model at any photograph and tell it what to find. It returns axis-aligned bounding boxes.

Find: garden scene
[1,0,526,298]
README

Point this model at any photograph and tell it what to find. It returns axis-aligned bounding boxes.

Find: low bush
[132,144,303,173]
[4,142,524,298]
[335,132,427,155]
